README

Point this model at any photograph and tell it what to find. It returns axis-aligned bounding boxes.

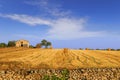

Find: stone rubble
[0,68,119,80]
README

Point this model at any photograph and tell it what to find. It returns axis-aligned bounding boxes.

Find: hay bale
[108,48,111,51]
[63,48,69,53]
[85,48,89,50]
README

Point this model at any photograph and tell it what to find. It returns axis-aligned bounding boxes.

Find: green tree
[41,39,47,46]
[46,42,51,48]
[41,39,52,48]
[8,41,16,47]
[0,43,7,48]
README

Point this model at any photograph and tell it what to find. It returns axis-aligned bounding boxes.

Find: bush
[79,48,83,50]
[117,49,120,51]
[35,43,41,48]
[51,75,61,80]
[111,49,116,51]
[96,48,100,50]
[42,75,50,80]
[8,41,16,47]
[42,69,69,80]
[61,69,69,80]
[0,43,7,48]
[29,45,34,48]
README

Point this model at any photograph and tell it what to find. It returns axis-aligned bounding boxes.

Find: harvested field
[0,48,120,69]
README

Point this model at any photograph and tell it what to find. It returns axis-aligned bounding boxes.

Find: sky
[0,0,120,49]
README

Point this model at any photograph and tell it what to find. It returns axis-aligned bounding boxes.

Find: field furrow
[0,48,120,69]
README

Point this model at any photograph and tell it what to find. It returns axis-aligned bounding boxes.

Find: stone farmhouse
[16,40,29,48]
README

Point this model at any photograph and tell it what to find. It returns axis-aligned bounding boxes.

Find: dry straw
[108,48,111,51]
[63,48,69,53]
[85,48,89,50]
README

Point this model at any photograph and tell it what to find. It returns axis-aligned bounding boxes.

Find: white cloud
[0,14,52,26]
[24,0,71,17]
[14,34,40,39]
[0,14,106,40]
[0,0,107,40]
[47,18,106,39]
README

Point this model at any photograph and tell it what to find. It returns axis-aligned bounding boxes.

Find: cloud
[14,34,40,39]
[0,14,106,40]
[0,14,51,26]
[24,0,71,17]
[47,18,106,39]
[0,0,108,40]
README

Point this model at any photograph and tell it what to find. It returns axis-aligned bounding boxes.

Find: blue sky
[0,0,120,49]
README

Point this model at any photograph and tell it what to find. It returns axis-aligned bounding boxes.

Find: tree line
[0,41,16,48]
[0,39,52,48]
[79,48,120,51]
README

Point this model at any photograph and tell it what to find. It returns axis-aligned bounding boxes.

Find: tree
[117,49,120,51]
[0,43,7,48]
[8,41,16,47]
[41,39,52,48]
[46,42,51,48]
[41,39,47,46]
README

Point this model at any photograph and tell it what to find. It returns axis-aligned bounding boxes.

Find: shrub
[29,45,34,48]
[51,74,61,80]
[42,75,50,80]
[117,49,120,51]
[42,69,70,80]
[111,49,116,51]
[36,43,41,48]
[61,69,69,80]
[96,48,100,50]
[0,43,7,48]
[8,41,16,47]
[79,48,83,50]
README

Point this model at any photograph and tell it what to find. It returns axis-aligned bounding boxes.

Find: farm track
[0,48,120,69]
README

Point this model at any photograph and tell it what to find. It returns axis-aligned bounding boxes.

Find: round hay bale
[63,48,69,53]
[85,48,89,50]
[108,48,111,51]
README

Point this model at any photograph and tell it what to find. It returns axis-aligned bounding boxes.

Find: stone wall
[16,40,29,48]
[0,68,120,80]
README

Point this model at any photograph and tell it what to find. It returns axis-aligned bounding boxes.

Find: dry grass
[0,48,120,69]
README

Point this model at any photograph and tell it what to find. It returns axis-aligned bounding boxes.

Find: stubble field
[0,48,120,70]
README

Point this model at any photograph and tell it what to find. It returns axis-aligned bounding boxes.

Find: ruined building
[16,40,29,48]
